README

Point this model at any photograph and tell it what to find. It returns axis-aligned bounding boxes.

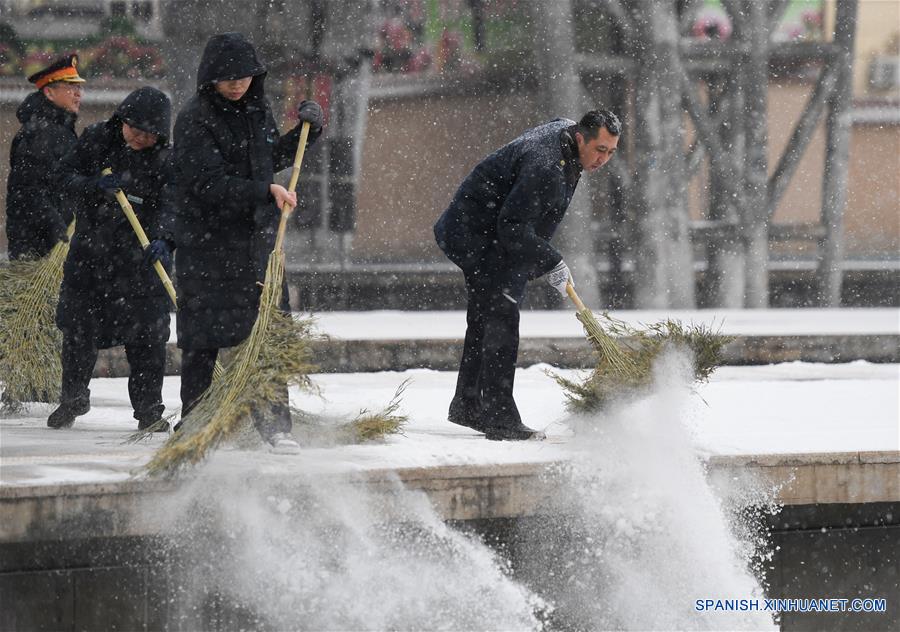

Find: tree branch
[767,63,838,218]
[680,72,734,183]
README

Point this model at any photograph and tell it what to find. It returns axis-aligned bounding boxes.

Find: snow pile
[153,466,548,630]
[515,350,778,630]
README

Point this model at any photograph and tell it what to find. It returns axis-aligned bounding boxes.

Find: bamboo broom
[0,221,75,410]
[145,122,313,474]
[102,168,177,306]
[556,283,732,413]
[565,281,637,377]
[104,169,225,387]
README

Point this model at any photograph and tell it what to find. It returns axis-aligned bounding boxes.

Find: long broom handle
[102,168,178,307]
[565,281,587,312]
[274,121,311,254]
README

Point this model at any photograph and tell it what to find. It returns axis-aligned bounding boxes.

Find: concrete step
[89,331,899,377]
[2,451,898,544]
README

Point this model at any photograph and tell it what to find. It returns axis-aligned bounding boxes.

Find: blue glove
[96,173,122,199]
[143,239,173,270]
[297,100,324,129]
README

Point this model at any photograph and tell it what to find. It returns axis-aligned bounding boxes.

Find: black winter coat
[434,119,582,279]
[173,32,321,350]
[55,114,176,349]
[5,91,78,259]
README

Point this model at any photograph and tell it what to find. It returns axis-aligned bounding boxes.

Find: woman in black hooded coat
[172,32,323,452]
[48,87,176,430]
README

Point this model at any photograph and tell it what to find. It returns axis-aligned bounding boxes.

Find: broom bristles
[575,308,637,377]
[0,237,71,408]
[145,249,319,476]
[557,310,733,413]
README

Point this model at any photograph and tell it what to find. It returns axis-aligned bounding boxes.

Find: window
[132,1,153,21]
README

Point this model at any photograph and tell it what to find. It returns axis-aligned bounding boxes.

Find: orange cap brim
[35,69,85,89]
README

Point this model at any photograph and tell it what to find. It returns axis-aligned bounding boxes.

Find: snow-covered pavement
[1,361,897,487]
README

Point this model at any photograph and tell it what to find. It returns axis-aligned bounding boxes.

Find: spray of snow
[153,466,548,630]
[143,349,779,630]
[513,349,779,630]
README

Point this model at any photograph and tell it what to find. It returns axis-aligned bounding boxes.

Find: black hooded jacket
[54,87,176,348]
[172,32,321,350]
[5,91,78,259]
[434,118,582,279]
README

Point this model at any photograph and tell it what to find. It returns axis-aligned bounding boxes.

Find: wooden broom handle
[102,168,178,307]
[274,121,311,254]
[566,281,586,312]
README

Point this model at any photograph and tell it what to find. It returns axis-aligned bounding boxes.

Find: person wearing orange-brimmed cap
[5,53,85,260]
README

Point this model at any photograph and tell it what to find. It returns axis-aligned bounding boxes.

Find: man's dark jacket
[6,91,77,259]
[173,32,321,350]
[54,88,176,349]
[434,118,581,280]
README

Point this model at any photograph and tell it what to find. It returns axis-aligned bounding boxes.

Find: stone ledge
[1,452,898,545]
[90,333,900,377]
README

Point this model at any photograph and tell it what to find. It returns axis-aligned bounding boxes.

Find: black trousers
[180,348,292,439]
[454,256,528,425]
[61,331,166,422]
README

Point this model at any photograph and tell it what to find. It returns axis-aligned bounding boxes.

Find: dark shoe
[448,396,487,433]
[47,396,90,429]
[484,421,546,441]
[136,404,168,432]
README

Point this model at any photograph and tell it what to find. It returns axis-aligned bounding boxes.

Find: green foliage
[555,312,733,413]
[2,32,165,79]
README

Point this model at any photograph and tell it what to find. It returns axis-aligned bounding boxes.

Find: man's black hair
[575,109,622,139]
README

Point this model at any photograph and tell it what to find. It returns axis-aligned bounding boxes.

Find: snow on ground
[1,361,897,487]
[166,307,900,342]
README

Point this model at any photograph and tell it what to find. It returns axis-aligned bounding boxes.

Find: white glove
[546,260,573,296]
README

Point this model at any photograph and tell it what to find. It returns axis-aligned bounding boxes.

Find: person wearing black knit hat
[48,87,176,431]
[5,53,85,260]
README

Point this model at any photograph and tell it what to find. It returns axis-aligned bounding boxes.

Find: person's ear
[575,131,585,147]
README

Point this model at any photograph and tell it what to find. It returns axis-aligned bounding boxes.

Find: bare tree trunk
[706,72,746,307]
[319,1,374,269]
[658,9,695,308]
[817,0,858,306]
[742,0,770,307]
[630,1,695,308]
[529,0,601,308]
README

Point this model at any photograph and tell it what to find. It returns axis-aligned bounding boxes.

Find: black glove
[297,100,324,129]
[96,173,122,200]
[143,238,173,270]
